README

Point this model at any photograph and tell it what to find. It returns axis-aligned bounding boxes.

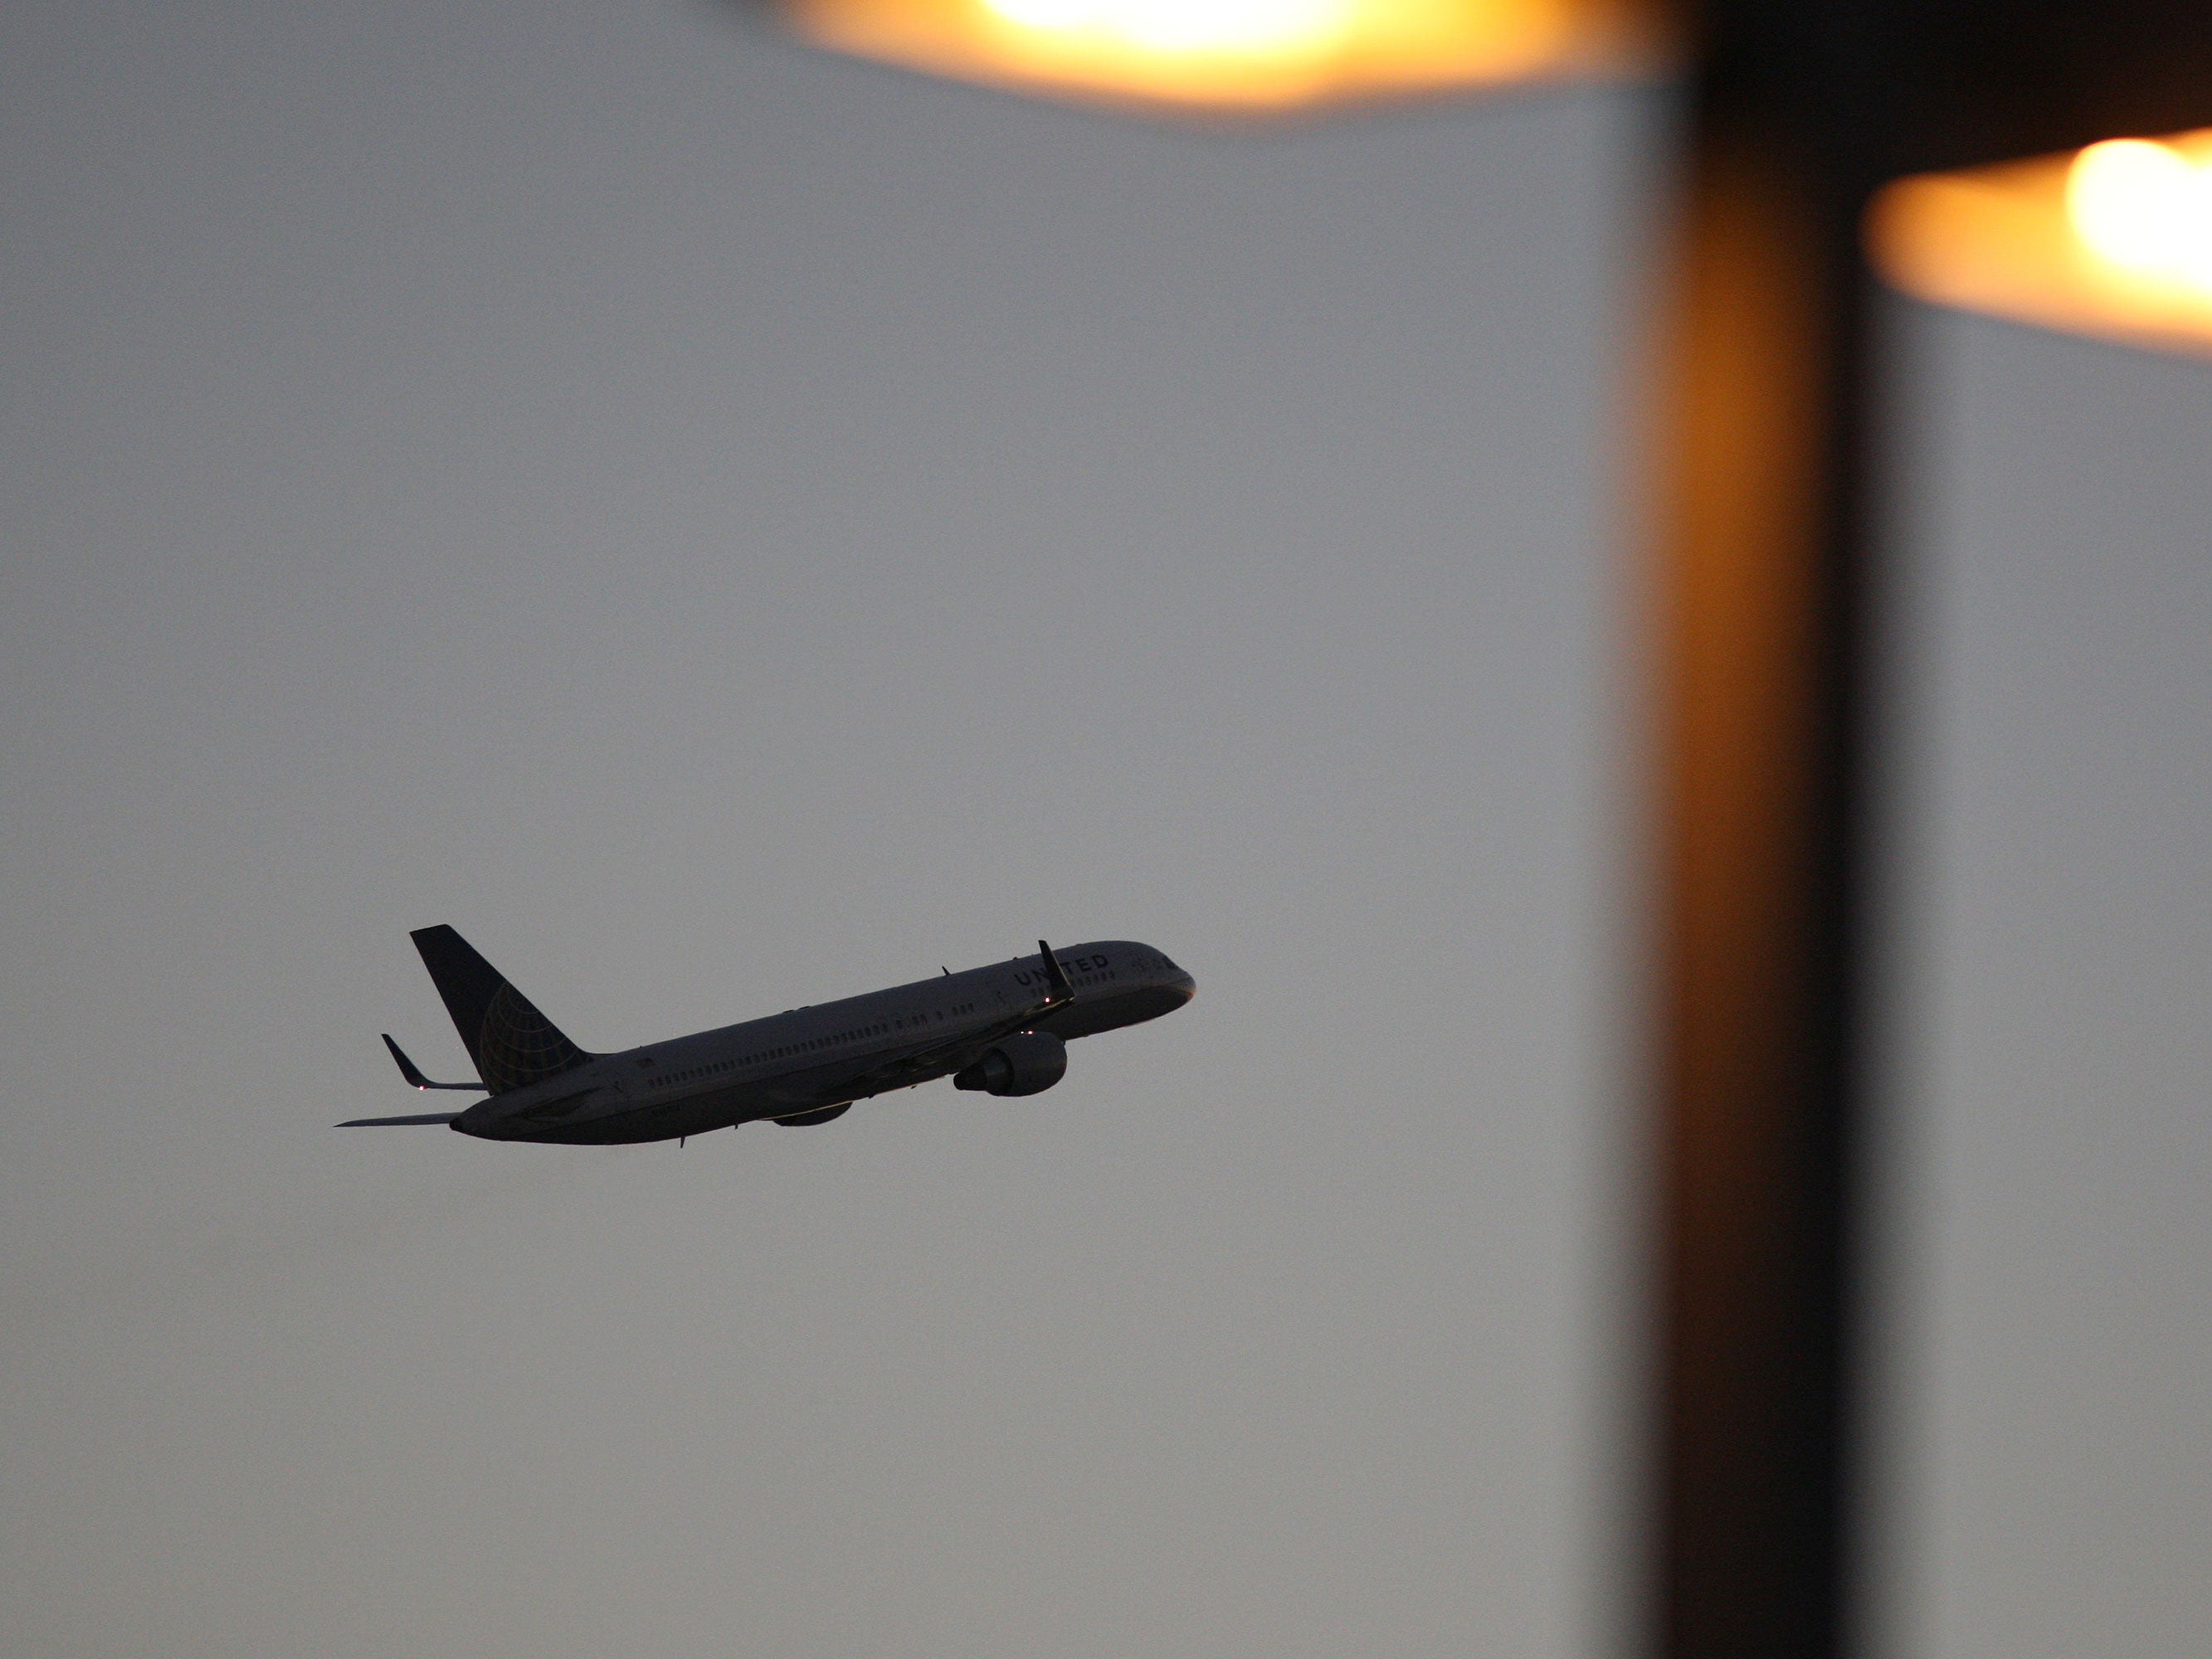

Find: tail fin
[410,925,588,1094]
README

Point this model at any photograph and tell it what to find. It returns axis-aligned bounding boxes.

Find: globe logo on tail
[477,982,586,1094]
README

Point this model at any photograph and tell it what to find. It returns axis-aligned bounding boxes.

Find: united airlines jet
[343,927,1196,1145]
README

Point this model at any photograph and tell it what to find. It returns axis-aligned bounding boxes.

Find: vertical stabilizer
[409,926,587,1094]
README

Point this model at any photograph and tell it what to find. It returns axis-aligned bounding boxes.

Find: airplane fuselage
[449,941,1192,1146]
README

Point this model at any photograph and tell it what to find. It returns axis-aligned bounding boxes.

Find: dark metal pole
[1646,11,1887,1657]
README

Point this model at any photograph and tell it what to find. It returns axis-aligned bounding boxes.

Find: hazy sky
[3,4,2208,1658]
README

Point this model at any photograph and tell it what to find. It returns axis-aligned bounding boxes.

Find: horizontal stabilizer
[336,1112,460,1127]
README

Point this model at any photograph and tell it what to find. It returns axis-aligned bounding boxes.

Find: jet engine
[953,1030,1067,1097]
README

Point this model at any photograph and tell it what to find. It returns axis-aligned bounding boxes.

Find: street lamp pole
[1646,13,1888,1657]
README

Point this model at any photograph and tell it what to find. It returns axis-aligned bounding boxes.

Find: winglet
[1037,940,1074,1006]
[382,1034,485,1092]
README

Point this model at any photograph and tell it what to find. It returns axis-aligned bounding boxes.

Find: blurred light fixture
[1871,128,2212,357]
[772,0,1651,113]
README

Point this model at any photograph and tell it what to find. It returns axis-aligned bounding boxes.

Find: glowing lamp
[1871,128,2212,357]
[767,0,1650,114]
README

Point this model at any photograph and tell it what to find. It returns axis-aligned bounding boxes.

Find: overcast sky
[4,4,2209,1658]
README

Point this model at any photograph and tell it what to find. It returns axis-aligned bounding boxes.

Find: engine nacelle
[953,1030,1067,1097]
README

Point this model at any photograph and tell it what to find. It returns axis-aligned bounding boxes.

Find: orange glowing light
[778,0,1651,113]
[1870,128,2212,358]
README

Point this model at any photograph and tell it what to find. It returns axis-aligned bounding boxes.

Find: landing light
[771,0,1649,114]
[1871,128,2212,358]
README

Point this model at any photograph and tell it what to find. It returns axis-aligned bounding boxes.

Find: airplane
[341,927,1196,1145]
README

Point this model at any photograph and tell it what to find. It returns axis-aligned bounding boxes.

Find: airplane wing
[836,939,1076,1096]
[337,1112,461,1127]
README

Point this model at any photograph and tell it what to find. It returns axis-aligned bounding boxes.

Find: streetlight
[740,4,2212,1656]
[1876,127,2212,358]
[772,0,1654,113]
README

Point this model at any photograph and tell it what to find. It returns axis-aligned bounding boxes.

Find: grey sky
[3,3,2208,1657]
[1880,310,2212,1659]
